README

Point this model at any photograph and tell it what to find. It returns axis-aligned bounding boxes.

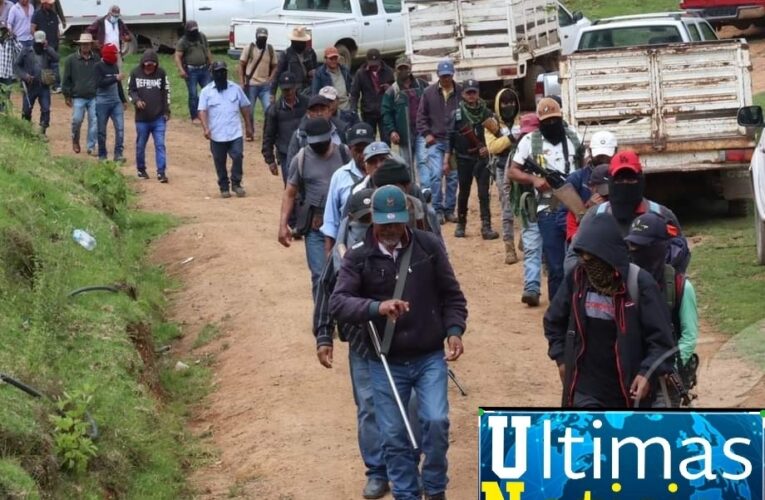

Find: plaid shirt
[0,36,21,80]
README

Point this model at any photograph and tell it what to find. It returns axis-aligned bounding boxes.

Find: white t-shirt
[104,19,120,47]
[512,132,580,211]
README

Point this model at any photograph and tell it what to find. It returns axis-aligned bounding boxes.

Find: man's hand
[179,70,188,79]
[23,75,33,84]
[378,299,410,321]
[65,97,72,108]
[278,224,293,247]
[136,100,146,110]
[268,163,279,176]
[317,346,333,368]
[203,127,211,140]
[445,335,464,361]
[425,134,436,146]
[246,125,254,141]
[390,131,400,145]
[442,160,451,176]
[164,114,171,122]
[116,73,124,81]
[558,363,566,385]
[630,374,651,402]
[479,146,488,158]
[532,176,551,192]
[122,102,128,111]
[588,193,605,206]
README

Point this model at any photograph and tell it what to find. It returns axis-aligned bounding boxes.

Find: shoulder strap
[531,131,543,159]
[338,144,351,165]
[245,44,267,84]
[664,265,676,311]
[297,148,307,197]
[627,263,641,308]
[380,239,415,356]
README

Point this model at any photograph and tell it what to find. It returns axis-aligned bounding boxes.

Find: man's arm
[261,104,278,164]
[55,0,66,26]
[61,55,73,99]
[415,89,431,140]
[239,56,248,87]
[349,68,361,113]
[313,258,337,350]
[543,272,574,366]
[14,51,30,82]
[270,52,287,97]
[430,234,468,335]
[127,69,139,103]
[45,46,59,63]
[238,86,253,139]
[380,88,396,142]
[320,173,343,243]
[162,71,171,117]
[637,273,676,376]
[677,279,698,365]
[329,251,378,324]
[119,20,132,41]
[278,182,298,246]
[174,45,186,78]
[198,107,210,139]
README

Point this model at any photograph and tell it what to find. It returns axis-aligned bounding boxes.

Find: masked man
[239,27,277,125]
[175,21,212,123]
[15,30,57,136]
[271,26,317,98]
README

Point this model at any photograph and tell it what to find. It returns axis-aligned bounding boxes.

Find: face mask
[500,103,518,126]
[33,42,44,54]
[256,37,267,49]
[291,41,307,53]
[348,220,370,244]
[309,141,331,156]
[213,70,228,91]
[629,242,667,285]
[109,15,120,24]
[539,118,564,145]
[186,30,200,41]
[397,68,410,83]
[608,175,645,222]
[582,254,620,296]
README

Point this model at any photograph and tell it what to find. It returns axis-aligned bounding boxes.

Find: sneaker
[444,213,458,223]
[521,291,541,307]
[137,170,149,179]
[157,173,168,183]
[362,478,389,499]
[220,190,232,199]
[232,185,246,198]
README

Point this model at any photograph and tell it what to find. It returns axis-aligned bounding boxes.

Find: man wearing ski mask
[175,20,212,123]
[198,61,253,198]
[14,30,58,136]
[239,27,277,126]
[271,26,317,98]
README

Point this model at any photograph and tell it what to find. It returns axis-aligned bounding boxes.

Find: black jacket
[416,82,462,142]
[350,62,394,116]
[62,49,98,99]
[94,60,127,103]
[330,227,467,362]
[543,213,675,407]
[262,95,309,164]
[271,46,317,96]
[128,50,170,122]
[14,46,58,88]
[447,101,493,159]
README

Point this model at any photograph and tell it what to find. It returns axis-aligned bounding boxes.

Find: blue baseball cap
[372,185,409,225]
[625,212,672,246]
[437,59,455,76]
[363,141,391,162]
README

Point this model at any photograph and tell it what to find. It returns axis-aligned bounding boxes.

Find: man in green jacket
[62,33,98,155]
[380,55,427,178]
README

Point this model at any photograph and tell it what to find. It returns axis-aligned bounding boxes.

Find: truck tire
[727,199,749,217]
[522,64,545,111]
[335,44,353,68]
[121,37,138,57]
[756,207,765,265]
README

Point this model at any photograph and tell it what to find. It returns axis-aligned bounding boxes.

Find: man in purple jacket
[330,185,467,500]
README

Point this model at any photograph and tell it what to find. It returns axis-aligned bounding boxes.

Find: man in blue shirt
[321,121,375,248]
[198,61,253,198]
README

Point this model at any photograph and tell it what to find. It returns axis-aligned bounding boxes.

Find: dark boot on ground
[454,215,466,238]
[444,213,458,223]
[424,493,446,500]
[504,242,519,265]
[481,220,499,240]
[362,478,389,499]
[521,290,540,307]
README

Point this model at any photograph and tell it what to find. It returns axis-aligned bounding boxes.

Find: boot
[481,220,499,240]
[454,215,466,238]
[504,242,519,265]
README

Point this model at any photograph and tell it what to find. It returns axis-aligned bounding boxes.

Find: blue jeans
[246,82,271,123]
[522,221,543,295]
[71,97,97,151]
[424,141,457,215]
[19,40,33,48]
[51,59,61,89]
[370,351,449,499]
[210,137,243,191]
[21,84,50,128]
[96,101,124,160]
[136,117,167,174]
[305,228,326,302]
[186,66,211,120]
[537,209,568,301]
[349,349,388,481]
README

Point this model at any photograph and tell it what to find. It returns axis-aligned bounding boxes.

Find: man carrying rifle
[509,97,582,301]
[330,185,467,500]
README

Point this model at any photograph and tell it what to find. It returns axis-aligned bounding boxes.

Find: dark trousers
[21,84,51,128]
[186,66,211,120]
[210,137,244,192]
[362,111,383,141]
[456,156,491,222]
[537,208,567,301]
[96,100,125,160]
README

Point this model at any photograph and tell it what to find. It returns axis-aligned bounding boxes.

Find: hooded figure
[544,212,675,408]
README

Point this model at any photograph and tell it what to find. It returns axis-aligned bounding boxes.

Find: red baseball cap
[609,150,642,176]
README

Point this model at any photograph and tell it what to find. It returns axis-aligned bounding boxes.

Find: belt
[186,64,208,69]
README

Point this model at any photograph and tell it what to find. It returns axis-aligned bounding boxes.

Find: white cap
[589,130,618,157]
[319,86,338,101]
[34,31,47,43]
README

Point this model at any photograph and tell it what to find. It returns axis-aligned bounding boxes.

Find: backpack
[626,263,685,342]
[530,128,582,174]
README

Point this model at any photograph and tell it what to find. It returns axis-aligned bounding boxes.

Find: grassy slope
[0,115,209,498]
[564,0,678,19]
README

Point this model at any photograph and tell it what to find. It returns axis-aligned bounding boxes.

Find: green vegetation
[192,323,221,350]
[564,0,678,19]
[754,91,765,111]
[0,114,209,497]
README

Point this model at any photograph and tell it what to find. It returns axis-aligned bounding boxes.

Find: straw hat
[289,26,311,42]
[74,33,94,44]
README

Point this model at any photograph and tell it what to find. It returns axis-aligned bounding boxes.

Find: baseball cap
[373,158,411,187]
[536,97,562,121]
[609,150,642,177]
[210,60,227,72]
[304,118,332,144]
[185,20,199,32]
[372,185,409,225]
[437,59,455,76]
[366,49,381,63]
[625,212,673,246]
[463,78,480,92]
[278,71,299,89]
[256,27,268,38]
[519,113,540,135]
[324,46,340,59]
[347,122,375,146]
[34,31,46,43]
[363,141,391,162]
[588,164,610,187]
[348,188,374,220]
[319,86,337,101]
[395,55,411,69]
[590,130,618,158]
[308,95,331,109]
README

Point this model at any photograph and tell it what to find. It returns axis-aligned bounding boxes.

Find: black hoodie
[544,213,675,408]
[128,50,170,123]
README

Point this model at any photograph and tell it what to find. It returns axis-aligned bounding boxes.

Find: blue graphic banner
[478,410,764,500]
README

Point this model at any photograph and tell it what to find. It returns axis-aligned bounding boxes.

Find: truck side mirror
[738,106,764,127]
[572,11,584,22]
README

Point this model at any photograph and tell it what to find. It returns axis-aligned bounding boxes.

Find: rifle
[522,158,587,220]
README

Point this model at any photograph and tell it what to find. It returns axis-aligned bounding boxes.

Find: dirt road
[32,82,764,498]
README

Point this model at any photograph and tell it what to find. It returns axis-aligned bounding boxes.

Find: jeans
[246,82,271,124]
[186,66,211,120]
[136,117,167,174]
[362,111,383,141]
[21,84,50,128]
[71,97,97,151]
[304,228,326,302]
[456,156,491,222]
[210,137,243,191]
[537,208,568,301]
[495,167,515,242]
[96,101,124,160]
[349,349,388,481]
[370,350,449,499]
[522,222,543,295]
[424,141,457,215]
[19,40,33,48]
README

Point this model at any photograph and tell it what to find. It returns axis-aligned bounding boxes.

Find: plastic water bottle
[72,229,96,251]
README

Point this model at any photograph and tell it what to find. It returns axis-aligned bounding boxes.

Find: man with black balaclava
[31,0,61,93]
[14,30,57,136]
[198,61,253,198]
[175,20,212,124]
[271,26,317,99]
[485,87,521,264]
[544,212,675,409]
[0,20,22,112]
[444,78,499,240]
[239,27,276,128]
[509,97,582,302]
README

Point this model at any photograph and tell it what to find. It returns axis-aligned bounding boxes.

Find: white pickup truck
[60,0,282,52]
[737,106,765,264]
[229,0,404,65]
[560,39,755,214]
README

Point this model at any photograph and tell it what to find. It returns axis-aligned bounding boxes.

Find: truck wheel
[121,37,138,57]
[335,44,353,68]
[756,207,765,265]
[728,199,749,217]
[522,64,545,111]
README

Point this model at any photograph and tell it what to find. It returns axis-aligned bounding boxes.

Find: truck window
[699,21,718,40]
[685,22,701,41]
[558,5,574,27]
[360,0,378,16]
[578,26,683,50]
[383,0,401,13]
[282,0,352,14]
